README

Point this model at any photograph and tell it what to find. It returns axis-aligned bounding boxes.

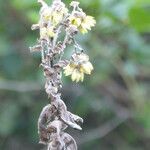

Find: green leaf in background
[129,6,150,32]
[11,0,38,10]
[135,0,150,6]
[26,10,39,23]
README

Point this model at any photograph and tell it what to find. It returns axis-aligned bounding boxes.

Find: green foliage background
[0,0,150,149]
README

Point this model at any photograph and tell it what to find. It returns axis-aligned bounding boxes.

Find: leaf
[129,6,150,32]
[11,0,37,10]
[135,0,150,6]
[26,10,39,23]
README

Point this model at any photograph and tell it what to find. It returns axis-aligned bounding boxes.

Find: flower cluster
[64,52,94,82]
[69,1,96,34]
[31,0,95,82]
[32,0,96,40]
[69,13,96,34]
[41,0,68,25]
[33,0,69,40]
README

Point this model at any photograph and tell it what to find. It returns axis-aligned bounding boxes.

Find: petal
[81,22,91,30]
[64,65,74,76]
[79,26,88,34]
[81,62,94,74]
[86,16,96,26]
[86,61,94,70]
[40,27,48,39]
[71,69,78,81]
[81,16,96,31]
[80,72,84,82]
[78,53,89,62]
[47,27,55,37]
[42,8,52,21]
[52,12,63,25]
[71,69,82,82]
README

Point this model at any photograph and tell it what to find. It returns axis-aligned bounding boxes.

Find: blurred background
[0,0,150,150]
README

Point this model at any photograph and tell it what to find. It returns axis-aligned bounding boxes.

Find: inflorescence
[30,0,96,149]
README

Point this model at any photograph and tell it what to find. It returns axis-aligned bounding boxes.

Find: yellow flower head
[40,26,55,40]
[63,53,93,82]
[51,11,64,26]
[51,5,68,26]
[69,13,96,34]
[40,27,48,39]
[71,69,84,82]
[41,1,68,26]
[42,7,52,21]
[80,16,96,34]
[47,26,55,37]
[70,16,82,27]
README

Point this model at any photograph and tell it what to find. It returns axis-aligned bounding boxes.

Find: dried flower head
[64,53,94,82]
